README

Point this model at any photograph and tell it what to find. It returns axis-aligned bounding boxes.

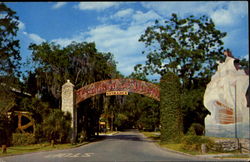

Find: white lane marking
[70,153,81,157]
[44,152,94,158]
[81,153,94,157]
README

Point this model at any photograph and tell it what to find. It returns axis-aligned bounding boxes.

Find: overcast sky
[7,1,249,79]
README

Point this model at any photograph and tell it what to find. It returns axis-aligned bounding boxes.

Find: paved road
[0,130,241,162]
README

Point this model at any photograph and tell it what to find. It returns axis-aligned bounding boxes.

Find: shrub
[187,123,204,136]
[42,109,71,143]
[12,133,36,146]
[34,124,47,143]
[181,135,214,152]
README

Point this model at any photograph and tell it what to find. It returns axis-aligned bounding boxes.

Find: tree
[0,2,21,146]
[26,41,118,108]
[111,91,159,131]
[138,13,227,134]
[0,2,21,77]
[138,13,226,88]
[25,41,120,140]
[239,58,249,73]
[136,96,160,131]
[0,2,21,111]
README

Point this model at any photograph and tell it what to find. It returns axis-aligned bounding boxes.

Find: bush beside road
[141,131,250,160]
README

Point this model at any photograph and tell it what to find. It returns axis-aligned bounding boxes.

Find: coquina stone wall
[212,138,250,152]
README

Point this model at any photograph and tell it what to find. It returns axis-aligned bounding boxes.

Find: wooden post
[2,145,7,154]
[51,140,54,147]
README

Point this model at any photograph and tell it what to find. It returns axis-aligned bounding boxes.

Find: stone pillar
[62,80,77,143]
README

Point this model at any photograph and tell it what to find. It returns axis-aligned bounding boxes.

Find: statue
[204,50,249,138]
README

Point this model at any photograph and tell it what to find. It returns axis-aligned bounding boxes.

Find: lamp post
[234,80,240,151]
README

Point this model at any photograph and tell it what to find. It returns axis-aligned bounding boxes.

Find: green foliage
[0,85,16,113]
[42,109,71,143]
[23,41,121,141]
[26,41,119,108]
[181,135,214,152]
[136,97,160,131]
[129,64,149,81]
[114,113,128,129]
[0,3,22,146]
[0,2,21,76]
[19,97,50,124]
[78,95,106,140]
[240,58,249,67]
[239,58,249,72]
[34,124,45,143]
[181,88,209,134]
[187,123,205,136]
[12,133,36,146]
[137,13,227,135]
[112,74,160,130]
[138,13,226,83]
[113,92,160,131]
[160,72,183,143]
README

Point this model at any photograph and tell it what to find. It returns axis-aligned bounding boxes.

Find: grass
[141,131,197,154]
[0,141,90,157]
[160,143,200,155]
[0,133,109,157]
[141,131,249,158]
[142,131,161,141]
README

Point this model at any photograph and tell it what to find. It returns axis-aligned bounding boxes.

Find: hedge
[12,133,36,146]
[160,72,183,143]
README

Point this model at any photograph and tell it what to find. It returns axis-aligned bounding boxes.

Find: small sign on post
[106,91,128,96]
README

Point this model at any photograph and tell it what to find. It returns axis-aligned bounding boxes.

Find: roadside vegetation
[141,131,249,159]
[0,142,87,157]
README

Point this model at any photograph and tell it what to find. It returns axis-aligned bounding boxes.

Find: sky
[6,1,249,80]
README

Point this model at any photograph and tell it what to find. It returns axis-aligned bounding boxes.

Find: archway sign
[76,78,160,104]
[61,78,160,143]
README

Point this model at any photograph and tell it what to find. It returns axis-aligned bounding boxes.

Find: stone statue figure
[204,50,249,138]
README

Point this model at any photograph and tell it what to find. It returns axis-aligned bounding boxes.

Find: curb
[197,153,250,161]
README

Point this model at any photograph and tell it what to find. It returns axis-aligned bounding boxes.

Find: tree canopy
[0,2,21,77]
[137,13,228,135]
[138,13,226,89]
[24,41,119,108]
[0,2,21,145]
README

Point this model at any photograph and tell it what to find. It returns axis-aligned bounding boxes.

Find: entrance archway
[76,78,160,103]
[61,79,160,143]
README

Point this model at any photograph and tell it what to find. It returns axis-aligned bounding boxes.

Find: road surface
[0,130,236,161]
